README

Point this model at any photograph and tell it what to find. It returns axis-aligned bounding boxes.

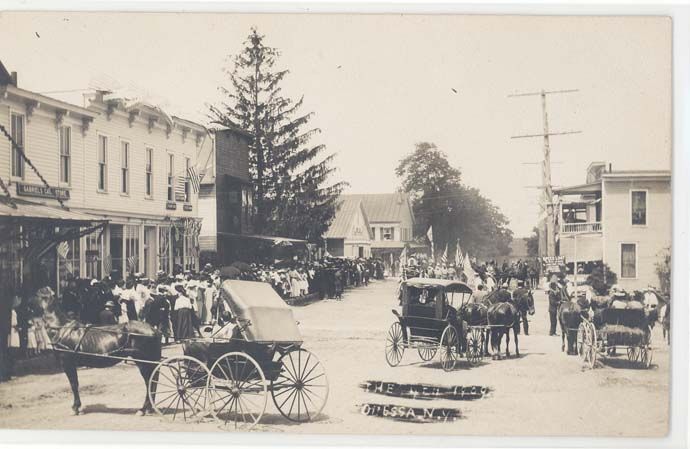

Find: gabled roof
[342,192,412,223]
[323,197,373,240]
[0,60,12,85]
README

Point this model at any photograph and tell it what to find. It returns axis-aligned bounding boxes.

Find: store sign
[542,256,565,272]
[183,204,193,211]
[16,182,70,200]
[166,201,177,210]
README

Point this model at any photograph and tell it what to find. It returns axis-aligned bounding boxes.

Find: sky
[0,13,672,236]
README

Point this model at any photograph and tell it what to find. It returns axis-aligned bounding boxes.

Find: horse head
[526,290,535,316]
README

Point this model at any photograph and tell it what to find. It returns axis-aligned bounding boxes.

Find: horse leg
[560,323,566,352]
[62,356,81,415]
[514,324,520,357]
[136,362,156,415]
[505,328,511,358]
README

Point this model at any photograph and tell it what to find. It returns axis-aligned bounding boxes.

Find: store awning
[0,197,108,225]
[218,232,307,246]
[553,182,602,196]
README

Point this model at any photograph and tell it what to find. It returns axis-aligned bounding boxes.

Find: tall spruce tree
[210,28,345,241]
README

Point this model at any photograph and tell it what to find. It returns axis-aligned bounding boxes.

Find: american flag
[57,241,70,259]
[439,244,448,265]
[126,256,137,274]
[187,165,203,194]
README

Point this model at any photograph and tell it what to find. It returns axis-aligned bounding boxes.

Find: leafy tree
[526,227,539,257]
[210,28,345,241]
[585,262,618,296]
[396,142,513,258]
[655,247,671,295]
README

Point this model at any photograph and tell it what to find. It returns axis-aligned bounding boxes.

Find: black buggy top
[400,277,474,321]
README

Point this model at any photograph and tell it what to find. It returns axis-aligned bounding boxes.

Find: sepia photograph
[0,9,678,443]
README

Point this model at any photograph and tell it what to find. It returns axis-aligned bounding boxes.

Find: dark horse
[485,291,534,359]
[34,288,162,416]
[558,301,583,355]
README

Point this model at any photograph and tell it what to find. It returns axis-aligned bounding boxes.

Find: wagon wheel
[271,348,329,422]
[385,322,405,367]
[148,355,211,422]
[439,325,459,372]
[207,352,268,430]
[576,322,588,358]
[626,346,639,362]
[639,346,653,369]
[417,345,437,361]
[466,327,484,366]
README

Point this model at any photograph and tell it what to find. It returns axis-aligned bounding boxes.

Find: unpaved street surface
[0,279,669,436]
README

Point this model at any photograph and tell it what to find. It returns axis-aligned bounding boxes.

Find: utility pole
[510,89,581,258]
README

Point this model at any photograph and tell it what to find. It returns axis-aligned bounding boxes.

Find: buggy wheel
[207,352,268,430]
[466,327,483,366]
[417,345,437,361]
[627,346,639,362]
[148,356,211,422]
[385,322,405,367]
[576,322,587,358]
[639,346,653,369]
[271,348,329,422]
[439,325,459,372]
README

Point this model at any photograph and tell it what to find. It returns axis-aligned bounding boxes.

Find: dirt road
[0,279,669,436]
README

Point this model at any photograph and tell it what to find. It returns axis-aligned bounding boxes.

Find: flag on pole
[187,165,203,194]
[126,256,137,274]
[439,244,448,265]
[463,250,477,282]
[400,245,408,267]
[455,240,464,267]
[103,254,112,274]
[426,226,434,259]
[57,241,70,259]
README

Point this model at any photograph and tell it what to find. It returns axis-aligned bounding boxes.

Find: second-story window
[167,154,174,202]
[98,135,108,191]
[382,227,394,241]
[145,148,153,197]
[59,126,71,184]
[631,190,647,226]
[10,113,25,179]
[120,141,130,194]
[184,157,191,202]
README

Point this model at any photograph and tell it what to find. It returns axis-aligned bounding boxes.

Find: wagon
[385,278,482,371]
[576,305,653,369]
[147,280,329,429]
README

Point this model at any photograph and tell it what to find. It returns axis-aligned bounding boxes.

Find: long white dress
[10,310,20,348]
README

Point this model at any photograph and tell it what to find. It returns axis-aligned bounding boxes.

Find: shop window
[621,243,637,279]
[58,238,80,282]
[10,112,25,179]
[85,232,102,279]
[631,190,647,226]
[158,226,171,273]
[124,225,140,276]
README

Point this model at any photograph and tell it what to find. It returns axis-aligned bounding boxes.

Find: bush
[585,262,618,296]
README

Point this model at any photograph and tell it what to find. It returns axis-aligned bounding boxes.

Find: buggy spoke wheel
[577,322,588,358]
[148,356,211,422]
[585,322,597,369]
[627,346,639,362]
[417,345,437,361]
[640,346,653,368]
[271,348,329,423]
[439,325,459,372]
[385,322,405,367]
[207,352,267,430]
[466,327,483,366]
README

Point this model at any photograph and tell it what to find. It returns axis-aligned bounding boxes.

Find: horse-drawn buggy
[46,280,327,430]
[576,303,653,369]
[385,278,485,371]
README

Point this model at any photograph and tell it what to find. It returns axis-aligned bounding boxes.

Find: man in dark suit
[548,282,561,336]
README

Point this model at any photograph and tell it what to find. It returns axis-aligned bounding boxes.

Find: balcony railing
[560,222,602,234]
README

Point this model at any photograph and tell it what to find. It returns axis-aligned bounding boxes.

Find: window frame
[120,139,130,196]
[58,125,71,186]
[145,147,154,198]
[630,189,649,227]
[97,133,109,192]
[620,242,638,279]
[9,110,26,180]
[166,152,175,202]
